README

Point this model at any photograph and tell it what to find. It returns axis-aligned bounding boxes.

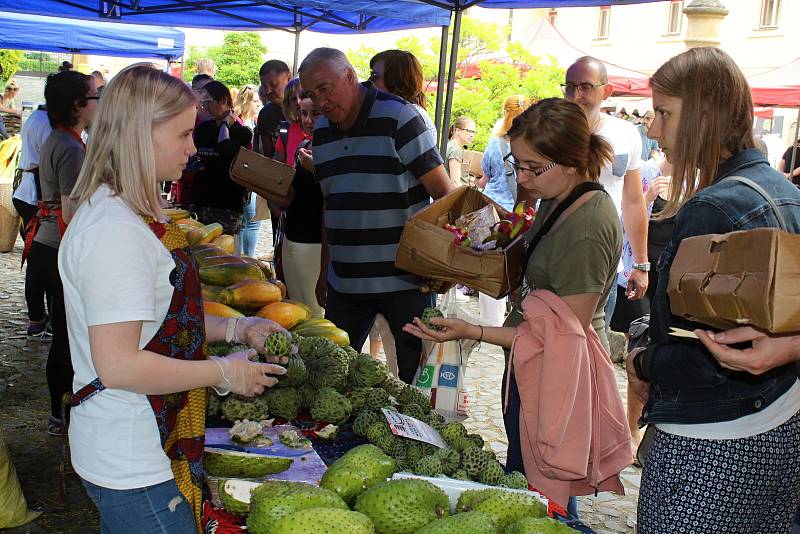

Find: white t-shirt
[412,104,438,147]
[59,185,177,489]
[13,108,52,205]
[596,114,642,273]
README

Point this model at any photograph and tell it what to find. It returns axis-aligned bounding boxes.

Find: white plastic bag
[414,288,479,420]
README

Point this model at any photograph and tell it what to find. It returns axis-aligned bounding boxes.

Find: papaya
[256,301,311,329]
[296,326,350,347]
[211,234,235,254]
[292,318,337,333]
[219,279,282,311]
[187,223,224,246]
[163,208,190,222]
[191,246,228,262]
[240,257,275,280]
[267,277,287,299]
[201,284,226,303]
[199,262,265,287]
[175,218,205,229]
[198,255,247,267]
[203,301,244,318]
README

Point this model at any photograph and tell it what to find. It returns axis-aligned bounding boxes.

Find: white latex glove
[234,316,290,364]
[210,349,286,397]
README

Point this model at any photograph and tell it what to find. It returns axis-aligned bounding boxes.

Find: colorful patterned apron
[70,218,207,532]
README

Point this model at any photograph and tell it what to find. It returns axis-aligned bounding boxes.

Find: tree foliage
[0,49,24,84]
[182,32,267,88]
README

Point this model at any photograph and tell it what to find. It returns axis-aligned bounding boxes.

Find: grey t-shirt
[33,129,84,249]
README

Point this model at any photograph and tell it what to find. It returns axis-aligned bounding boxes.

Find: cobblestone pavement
[1,224,639,533]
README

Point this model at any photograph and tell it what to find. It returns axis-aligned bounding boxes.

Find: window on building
[597,6,611,39]
[666,1,683,34]
[548,8,557,26]
[759,0,781,28]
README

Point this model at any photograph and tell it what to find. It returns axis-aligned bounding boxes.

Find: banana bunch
[482,201,536,249]
[0,135,22,181]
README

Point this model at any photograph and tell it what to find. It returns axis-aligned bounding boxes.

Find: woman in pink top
[274,78,305,167]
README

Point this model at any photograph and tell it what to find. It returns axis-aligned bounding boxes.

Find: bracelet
[225,317,240,343]
[478,325,484,342]
[210,357,231,396]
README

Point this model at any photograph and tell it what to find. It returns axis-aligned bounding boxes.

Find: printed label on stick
[381,408,447,449]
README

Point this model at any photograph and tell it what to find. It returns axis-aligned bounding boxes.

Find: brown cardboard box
[395,186,525,299]
[229,147,294,207]
[462,150,484,179]
[668,228,800,333]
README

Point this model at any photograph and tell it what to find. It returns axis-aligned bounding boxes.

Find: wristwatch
[632,262,651,272]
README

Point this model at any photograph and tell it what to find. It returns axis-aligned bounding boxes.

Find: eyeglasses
[560,82,606,94]
[86,96,100,100]
[459,128,476,135]
[503,154,557,177]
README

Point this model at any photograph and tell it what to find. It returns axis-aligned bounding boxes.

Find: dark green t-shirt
[505,191,622,351]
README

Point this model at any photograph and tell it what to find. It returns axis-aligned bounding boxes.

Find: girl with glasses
[445,116,477,187]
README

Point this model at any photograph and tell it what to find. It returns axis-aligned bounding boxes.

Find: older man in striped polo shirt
[299,47,452,383]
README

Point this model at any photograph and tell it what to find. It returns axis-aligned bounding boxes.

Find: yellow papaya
[201,284,226,302]
[293,326,350,347]
[290,318,337,335]
[256,301,311,329]
[199,223,224,244]
[240,257,275,280]
[203,301,244,318]
[220,279,282,311]
[199,255,246,267]
[211,234,235,254]
[163,208,190,222]
[199,262,265,287]
[191,246,228,262]
[186,227,206,245]
[175,218,205,229]
[267,277,287,299]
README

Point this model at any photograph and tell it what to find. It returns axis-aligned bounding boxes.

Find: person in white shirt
[59,64,287,533]
[562,57,649,332]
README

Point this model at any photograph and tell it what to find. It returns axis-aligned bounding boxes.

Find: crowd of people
[5,44,800,533]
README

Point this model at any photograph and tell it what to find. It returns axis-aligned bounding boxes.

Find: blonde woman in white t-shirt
[59,64,287,533]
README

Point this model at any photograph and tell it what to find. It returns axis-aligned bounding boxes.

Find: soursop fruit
[277,354,306,387]
[461,446,492,478]
[374,434,401,455]
[403,442,424,466]
[366,388,392,410]
[247,482,348,534]
[480,460,506,486]
[265,331,293,358]
[206,389,222,417]
[346,387,373,412]
[415,511,496,534]
[456,488,546,530]
[343,345,359,363]
[349,353,390,387]
[310,387,352,425]
[297,382,317,409]
[207,341,248,357]
[504,516,574,534]
[451,469,471,481]
[425,410,446,427]
[203,448,292,478]
[440,422,468,446]
[290,332,305,345]
[298,336,339,363]
[397,385,430,412]
[320,444,397,505]
[399,403,427,420]
[421,307,445,331]
[465,433,485,450]
[433,448,461,476]
[269,508,375,534]
[382,376,407,397]
[309,351,350,391]
[220,395,270,422]
[414,455,443,477]
[265,387,302,420]
[502,471,529,490]
[366,421,392,444]
[353,409,385,437]
[217,479,261,516]
[447,436,471,452]
[354,478,449,533]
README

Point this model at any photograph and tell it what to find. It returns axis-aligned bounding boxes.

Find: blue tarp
[431,0,667,7]
[0,10,184,60]
[0,1,451,33]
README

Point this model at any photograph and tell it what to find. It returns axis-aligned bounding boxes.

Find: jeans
[81,478,196,534]
[238,193,262,256]
[603,283,617,335]
[324,287,431,383]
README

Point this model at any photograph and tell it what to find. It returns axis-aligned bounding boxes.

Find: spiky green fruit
[206,389,221,417]
[504,516,574,534]
[247,483,348,534]
[346,387,373,412]
[502,471,529,490]
[366,388,392,410]
[451,469,471,481]
[268,508,375,534]
[421,307,445,331]
[354,479,449,534]
[404,442,424,465]
[415,511,496,534]
[320,444,397,505]
[456,489,546,530]
[465,433,485,450]
[265,387,302,420]
[398,385,430,410]
[480,460,506,486]
[207,341,248,357]
[433,448,461,476]
[440,422,468,446]
[349,353,390,387]
[415,455,444,477]
[366,421,392,443]
[310,387,352,425]
[382,376,407,397]
[217,479,260,516]
[375,434,401,455]
[297,382,317,409]
[277,354,306,387]
[265,331,292,357]
[461,446,491,478]
[220,395,269,422]
[425,410,446,426]
[399,403,427,420]
[353,409,385,437]
[203,448,292,478]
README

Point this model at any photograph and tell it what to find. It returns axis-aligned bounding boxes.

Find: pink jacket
[505,289,632,507]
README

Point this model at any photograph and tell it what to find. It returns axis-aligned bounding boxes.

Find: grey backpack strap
[723,175,788,231]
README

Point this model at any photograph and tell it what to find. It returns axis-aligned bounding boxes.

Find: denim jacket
[637,149,800,425]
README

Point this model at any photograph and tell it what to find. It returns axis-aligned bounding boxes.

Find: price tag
[381,408,448,449]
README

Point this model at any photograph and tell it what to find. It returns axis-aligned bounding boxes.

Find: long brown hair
[507,98,612,182]
[494,94,531,137]
[650,47,755,218]
[383,51,427,109]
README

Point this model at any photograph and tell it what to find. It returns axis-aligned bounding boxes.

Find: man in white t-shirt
[563,57,649,330]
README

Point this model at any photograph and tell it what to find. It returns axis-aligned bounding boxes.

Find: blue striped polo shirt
[312,85,443,297]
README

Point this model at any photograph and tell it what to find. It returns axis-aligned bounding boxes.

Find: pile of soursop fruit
[217,444,574,534]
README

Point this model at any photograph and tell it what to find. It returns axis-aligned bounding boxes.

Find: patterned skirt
[638,410,800,533]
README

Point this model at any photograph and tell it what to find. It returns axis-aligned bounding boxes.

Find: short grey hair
[298,47,353,77]
[572,55,608,84]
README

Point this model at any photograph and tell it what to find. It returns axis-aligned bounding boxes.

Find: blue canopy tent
[0,10,184,60]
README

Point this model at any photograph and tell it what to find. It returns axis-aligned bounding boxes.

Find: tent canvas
[0,10,184,60]
[748,57,800,108]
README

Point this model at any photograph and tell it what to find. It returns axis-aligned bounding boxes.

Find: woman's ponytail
[585,133,613,182]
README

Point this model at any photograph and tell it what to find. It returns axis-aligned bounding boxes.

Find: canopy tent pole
[439,8,462,156]
[790,107,799,180]
[433,24,449,143]
[292,28,301,75]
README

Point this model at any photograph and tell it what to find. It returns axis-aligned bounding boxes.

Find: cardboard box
[668,228,800,333]
[229,147,294,207]
[461,149,483,179]
[395,186,525,299]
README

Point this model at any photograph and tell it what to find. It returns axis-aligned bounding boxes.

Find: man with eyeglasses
[257,60,291,159]
[298,47,452,384]
[562,56,649,333]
